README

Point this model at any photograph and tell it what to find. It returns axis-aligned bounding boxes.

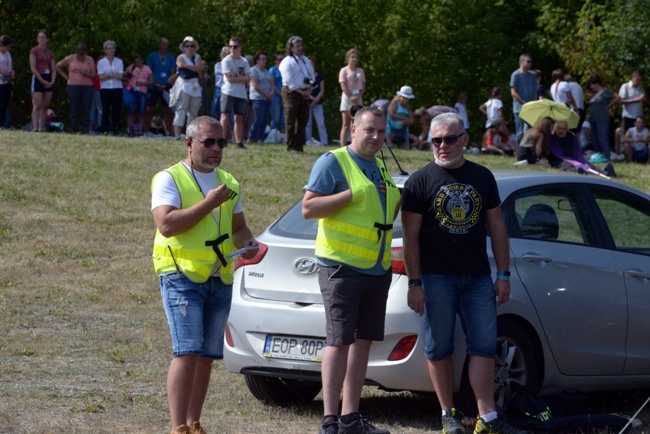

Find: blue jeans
[160,272,232,359]
[210,89,221,119]
[249,99,270,142]
[128,90,147,115]
[270,96,285,131]
[590,120,611,159]
[514,113,529,149]
[90,90,102,129]
[422,273,496,360]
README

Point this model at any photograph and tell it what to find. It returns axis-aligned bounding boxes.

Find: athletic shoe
[236,142,247,149]
[338,414,390,434]
[441,408,465,434]
[604,163,617,178]
[474,416,527,434]
[319,420,339,434]
[190,421,207,434]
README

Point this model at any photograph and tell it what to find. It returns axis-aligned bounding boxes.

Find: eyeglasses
[432,132,465,147]
[229,45,239,49]
[184,44,196,49]
[191,137,228,149]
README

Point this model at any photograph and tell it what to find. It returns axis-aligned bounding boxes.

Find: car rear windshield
[269,199,404,240]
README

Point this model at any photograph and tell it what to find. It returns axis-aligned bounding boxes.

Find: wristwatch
[408,279,423,288]
[496,271,511,280]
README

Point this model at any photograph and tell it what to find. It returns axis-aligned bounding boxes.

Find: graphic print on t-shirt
[434,183,482,234]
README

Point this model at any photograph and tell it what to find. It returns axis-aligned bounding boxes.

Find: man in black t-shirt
[402,113,523,434]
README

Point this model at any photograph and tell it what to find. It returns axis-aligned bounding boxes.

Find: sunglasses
[191,137,227,149]
[184,44,196,49]
[229,45,239,49]
[432,132,465,147]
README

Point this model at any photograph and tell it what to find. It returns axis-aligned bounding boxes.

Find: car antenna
[382,145,409,176]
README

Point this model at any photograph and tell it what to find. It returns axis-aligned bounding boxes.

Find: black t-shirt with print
[401,160,501,275]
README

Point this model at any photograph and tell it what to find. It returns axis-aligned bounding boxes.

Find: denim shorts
[160,272,232,359]
[422,273,496,360]
[319,265,391,346]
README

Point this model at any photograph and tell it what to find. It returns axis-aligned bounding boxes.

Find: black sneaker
[236,142,247,149]
[339,414,390,434]
[319,420,339,434]
[474,415,527,434]
[604,163,617,178]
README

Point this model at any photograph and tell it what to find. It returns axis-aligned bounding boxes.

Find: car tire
[244,374,322,406]
[458,318,540,415]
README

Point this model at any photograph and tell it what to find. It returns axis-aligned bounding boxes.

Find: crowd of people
[2,33,647,164]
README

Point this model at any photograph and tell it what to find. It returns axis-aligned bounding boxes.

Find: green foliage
[2,0,648,134]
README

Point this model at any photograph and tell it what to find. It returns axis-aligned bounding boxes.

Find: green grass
[0,130,648,433]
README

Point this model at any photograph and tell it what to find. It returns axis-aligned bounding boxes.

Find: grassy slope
[0,131,648,433]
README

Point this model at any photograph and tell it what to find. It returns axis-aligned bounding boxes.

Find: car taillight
[388,335,417,361]
[391,247,406,275]
[225,323,234,348]
[234,242,268,271]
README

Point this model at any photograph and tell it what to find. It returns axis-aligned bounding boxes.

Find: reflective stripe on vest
[152,162,239,284]
[315,148,400,270]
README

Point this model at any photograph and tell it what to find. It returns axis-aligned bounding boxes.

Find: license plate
[263,334,326,362]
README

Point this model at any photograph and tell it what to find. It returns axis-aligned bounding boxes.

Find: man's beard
[435,154,463,168]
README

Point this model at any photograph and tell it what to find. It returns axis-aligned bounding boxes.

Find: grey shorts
[221,94,247,116]
[318,265,391,346]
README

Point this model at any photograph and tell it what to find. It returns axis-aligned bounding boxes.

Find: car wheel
[244,374,322,406]
[458,318,540,415]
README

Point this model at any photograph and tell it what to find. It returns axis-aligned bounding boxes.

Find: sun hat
[179,36,199,51]
[396,85,415,99]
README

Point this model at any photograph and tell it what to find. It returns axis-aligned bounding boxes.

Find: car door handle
[521,253,553,265]
[626,269,650,282]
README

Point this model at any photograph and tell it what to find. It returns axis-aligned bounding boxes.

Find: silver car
[224,171,650,411]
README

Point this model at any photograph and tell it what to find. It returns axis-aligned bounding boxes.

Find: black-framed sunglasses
[184,44,196,49]
[432,132,465,147]
[191,137,228,149]
[229,45,239,49]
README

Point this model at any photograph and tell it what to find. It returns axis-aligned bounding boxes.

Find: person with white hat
[171,36,203,138]
[386,85,415,149]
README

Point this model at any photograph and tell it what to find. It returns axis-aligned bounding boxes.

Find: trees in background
[1,0,646,139]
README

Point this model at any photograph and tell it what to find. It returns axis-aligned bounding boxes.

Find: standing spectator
[56,43,96,134]
[587,75,620,160]
[509,53,537,146]
[479,86,503,129]
[89,55,103,133]
[29,29,56,132]
[454,90,470,133]
[145,37,177,136]
[199,60,211,116]
[151,116,258,434]
[617,70,645,133]
[279,36,315,152]
[623,116,649,163]
[550,69,576,108]
[0,35,14,129]
[401,112,524,434]
[124,54,153,133]
[305,56,327,146]
[565,74,585,131]
[386,85,415,150]
[172,36,203,138]
[533,69,545,100]
[210,46,229,120]
[248,51,273,143]
[339,48,365,147]
[303,107,399,434]
[97,40,124,134]
[220,37,250,149]
[269,52,285,133]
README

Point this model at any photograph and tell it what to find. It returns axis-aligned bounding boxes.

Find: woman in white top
[338,48,365,146]
[172,36,203,138]
[97,40,124,133]
[479,86,503,129]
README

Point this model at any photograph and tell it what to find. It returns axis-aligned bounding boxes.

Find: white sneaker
[306,138,322,146]
[613,153,626,161]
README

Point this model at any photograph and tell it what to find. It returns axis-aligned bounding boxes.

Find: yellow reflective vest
[152,162,239,284]
[315,148,400,270]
